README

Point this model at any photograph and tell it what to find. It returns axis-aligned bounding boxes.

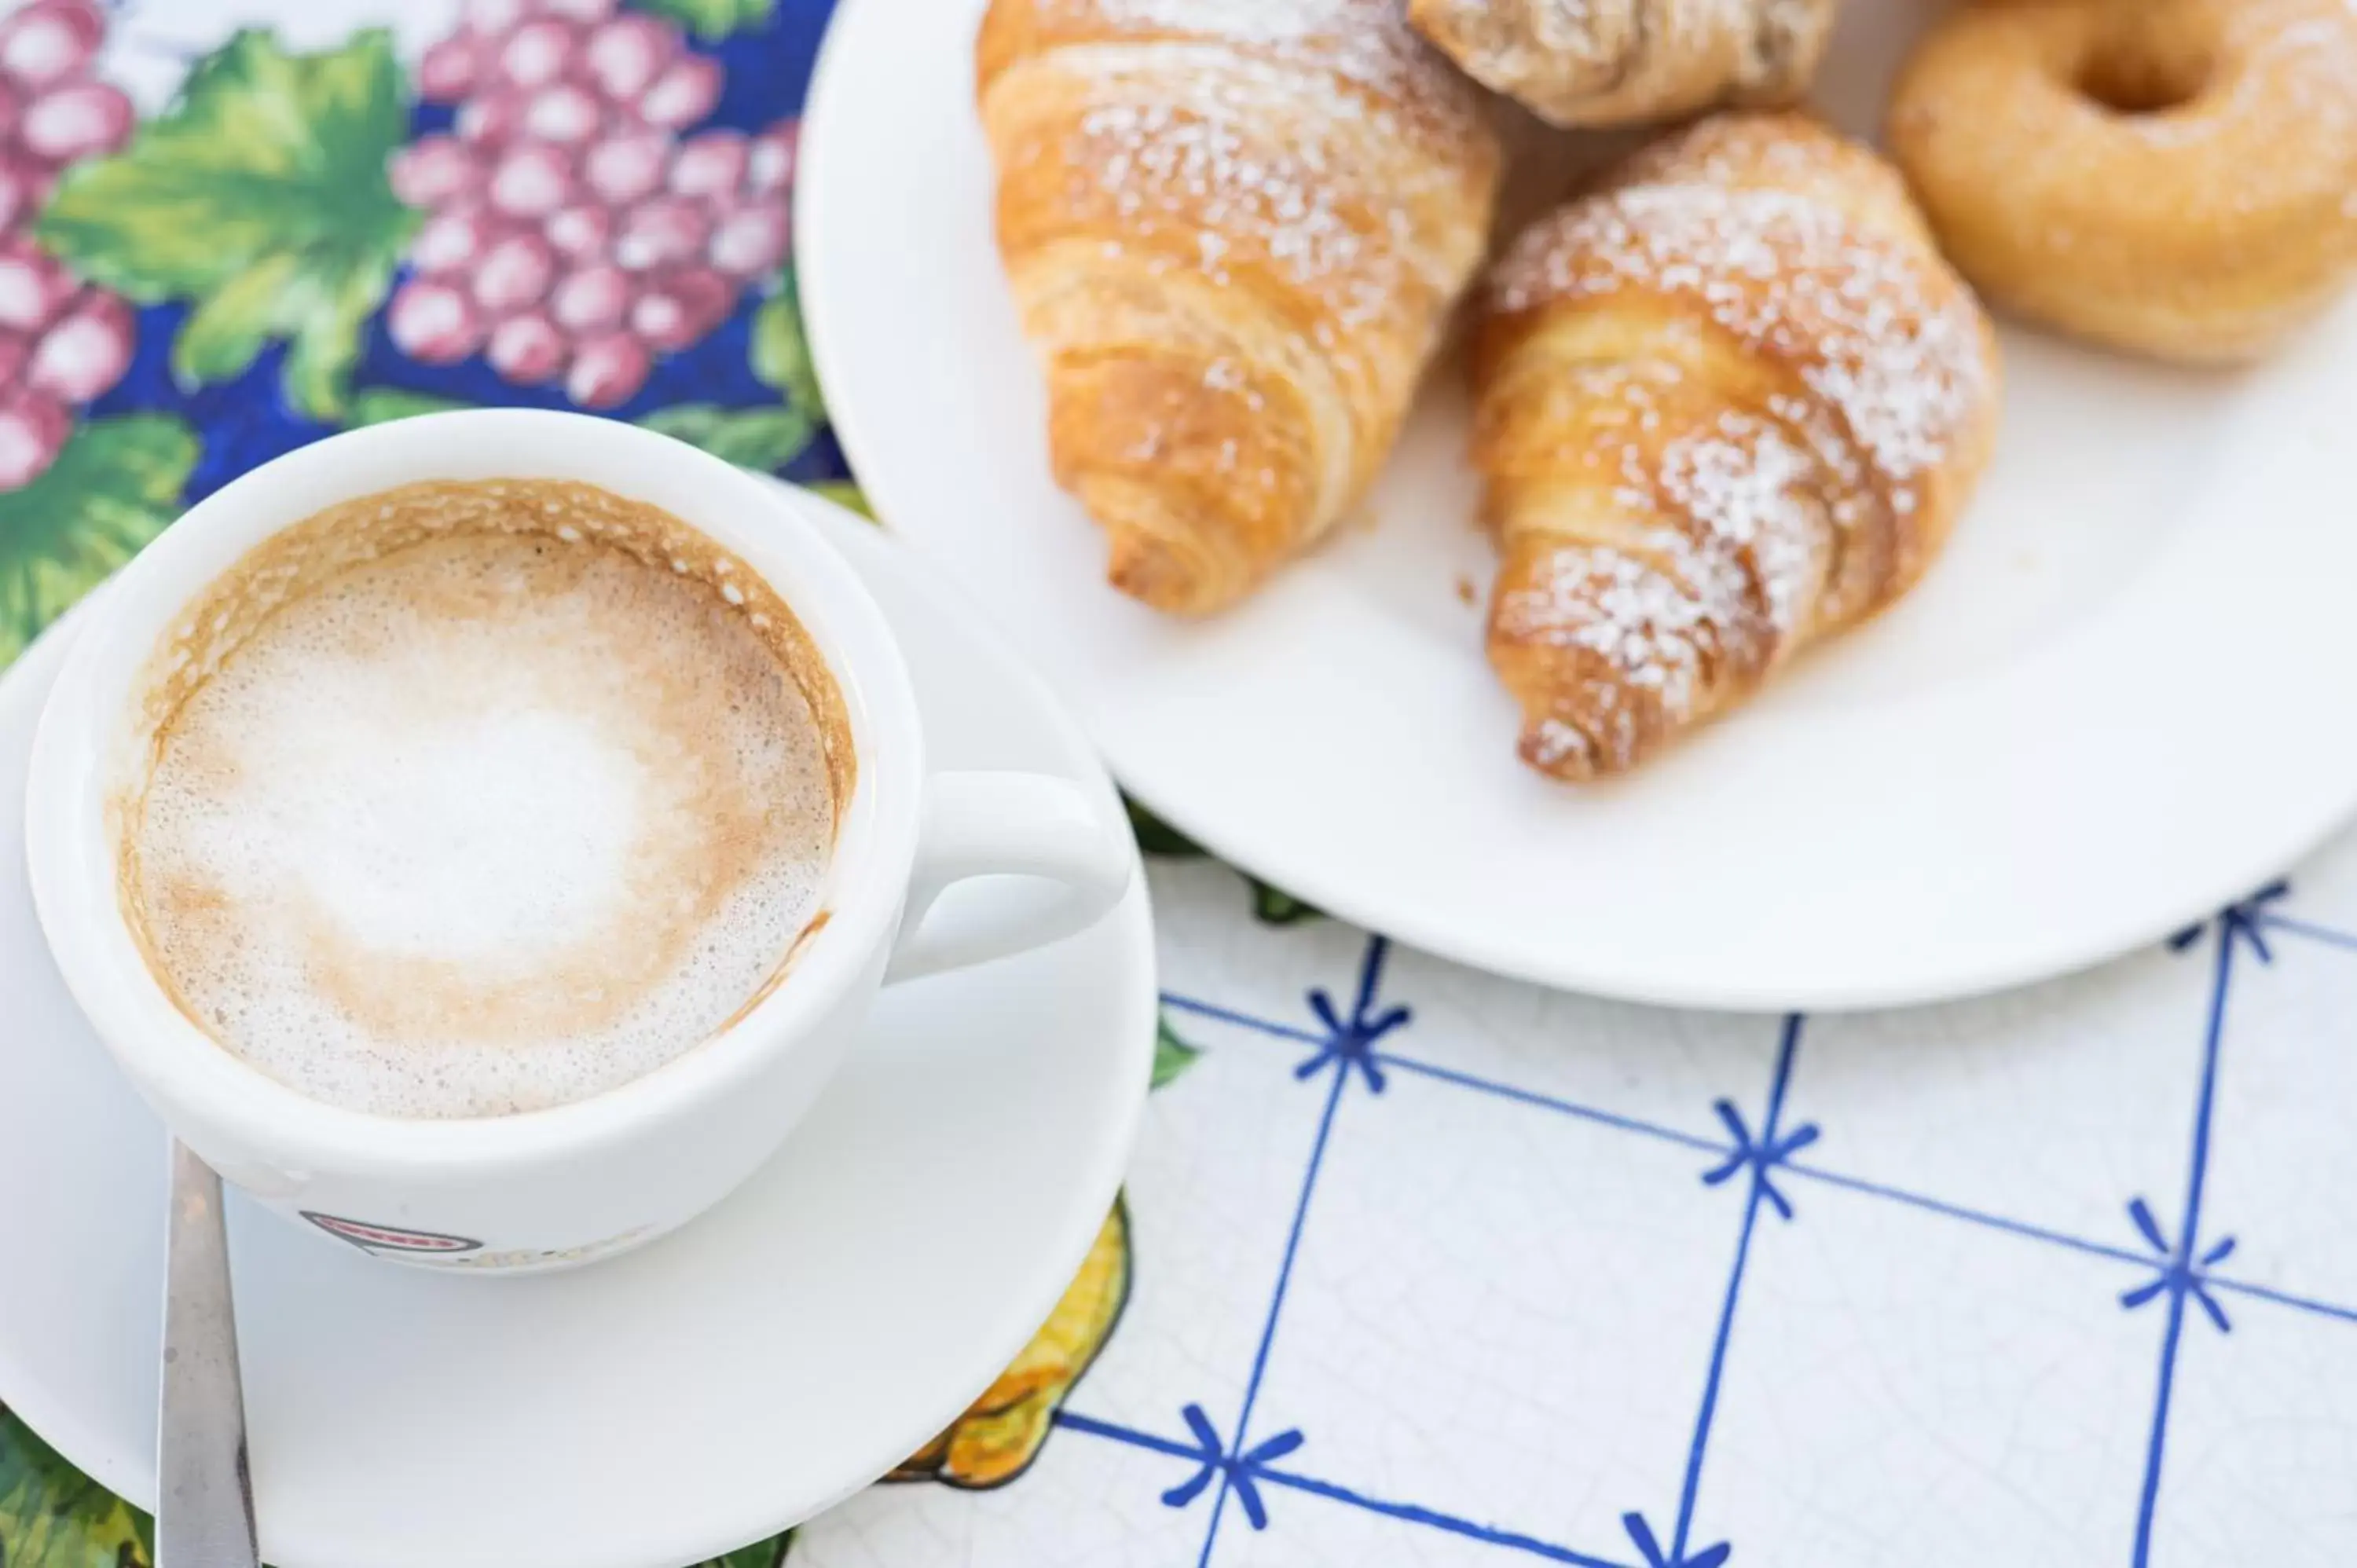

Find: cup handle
[885,771,1134,984]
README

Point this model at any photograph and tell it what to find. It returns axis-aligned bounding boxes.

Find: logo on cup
[301,1211,483,1258]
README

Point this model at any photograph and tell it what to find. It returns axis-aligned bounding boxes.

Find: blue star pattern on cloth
[805,851,2357,1568]
[16,5,2357,1567]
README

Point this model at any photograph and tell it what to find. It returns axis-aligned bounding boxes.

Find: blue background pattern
[85,0,852,507]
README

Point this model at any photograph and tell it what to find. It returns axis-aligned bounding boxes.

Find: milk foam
[123,486,844,1119]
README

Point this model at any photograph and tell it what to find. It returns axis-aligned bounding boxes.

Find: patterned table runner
[3,5,2354,1566]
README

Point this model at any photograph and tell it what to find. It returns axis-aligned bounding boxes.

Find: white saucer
[0,497,1156,1568]
[797,0,2357,1009]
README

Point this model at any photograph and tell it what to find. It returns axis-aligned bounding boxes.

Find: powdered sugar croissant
[1473,114,2000,780]
[977,0,1502,614]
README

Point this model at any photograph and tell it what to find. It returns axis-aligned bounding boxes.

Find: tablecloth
[4,3,2356,1566]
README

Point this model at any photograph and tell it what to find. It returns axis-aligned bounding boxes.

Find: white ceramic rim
[22,409,924,1175]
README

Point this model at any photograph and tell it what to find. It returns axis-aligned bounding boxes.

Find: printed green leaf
[640,404,819,474]
[1251,882,1322,925]
[1122,797,1318,921]
[641,0,779,40]
[172,251,303,387]
[0,1404,152,1566]
[0,416,198,670]
[752,272,826,421]
[805,479,873,520]
[1152,1013,1202,1090]
[694,1531,791,1568]
[36,28,416,422]
[645,273,833,476]
[347,387,475,427]
[279,260,401,419]
[1124,797,1204,858]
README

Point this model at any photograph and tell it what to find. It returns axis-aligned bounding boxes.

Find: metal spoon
[157,1141,259,1567]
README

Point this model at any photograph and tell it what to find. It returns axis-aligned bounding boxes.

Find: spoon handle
[157,1141,259,1568]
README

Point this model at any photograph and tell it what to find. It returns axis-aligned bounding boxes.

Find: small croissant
[1472,113,2001,780]
[977,0,1502,614]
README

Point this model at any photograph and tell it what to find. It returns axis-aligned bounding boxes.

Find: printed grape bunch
[0,0,134,492]
[390,0,797,408]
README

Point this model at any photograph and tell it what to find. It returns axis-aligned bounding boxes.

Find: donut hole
[2075,49,2210,115]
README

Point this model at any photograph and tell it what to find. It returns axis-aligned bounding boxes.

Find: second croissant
[1472,114,2002,781]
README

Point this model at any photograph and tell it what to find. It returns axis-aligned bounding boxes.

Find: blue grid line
[1052,1409,1204,1464]
[1648,1016,1806,1568]
[1192,936,1392,1566]
[2131,918,2240,1567]
[1373,1052,1728,1155]
[1195,1060,1342,1566]
[1162,992,1330,1046]
[1778,1161,2153,1269]
[1054,1409,1637,1568]
[1255,1466,1640,1568]
[1168,979,2357,1335]
[2256,910,2357,956]
[2205,1276,2357,1326]
[1114,885,2352,1566]
[1155,1406,1302,1530]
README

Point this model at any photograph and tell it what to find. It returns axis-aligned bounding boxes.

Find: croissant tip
[1105,530,1228,617]
[1517,716,1601,782]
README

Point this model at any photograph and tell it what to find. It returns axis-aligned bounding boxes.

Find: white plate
[797,0,2357,1009]
[0,498,1156,1568]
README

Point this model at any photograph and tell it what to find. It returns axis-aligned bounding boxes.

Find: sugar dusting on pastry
[1050,0,1494,335]
[1072,90,1385,332]
[977,0,1501,613]
[1475,113,2001,779]
[1492,190,1991,523]
[1072,0,1490,134]
[1497,408,1826,734]
[1654,412,1824,639]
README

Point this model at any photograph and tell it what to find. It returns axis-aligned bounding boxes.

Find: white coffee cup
[23,410,1133,1273]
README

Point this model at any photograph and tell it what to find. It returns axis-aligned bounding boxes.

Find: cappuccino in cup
[27,409,1131,1268]
[114,478,852,1120]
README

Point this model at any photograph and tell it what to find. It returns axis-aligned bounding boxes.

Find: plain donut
[1886,0,2357,365]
